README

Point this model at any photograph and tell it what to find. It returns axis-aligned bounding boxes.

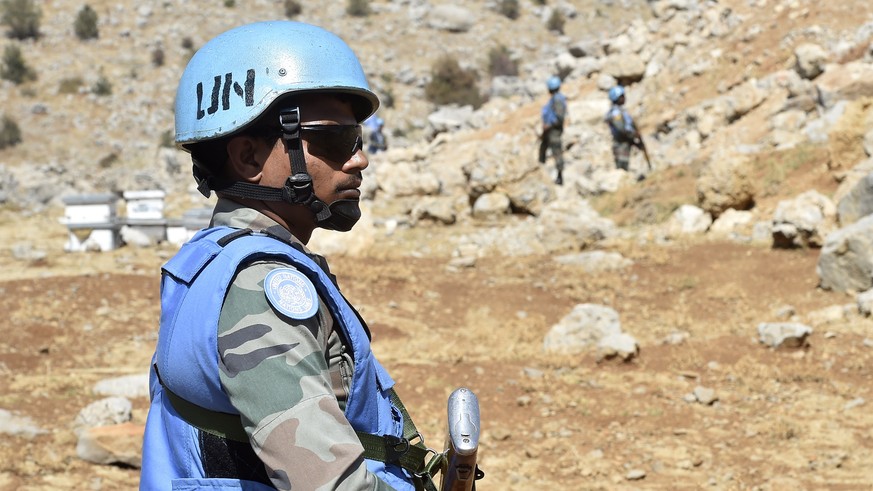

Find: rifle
[634,133,652,171]
[440,388,482,491]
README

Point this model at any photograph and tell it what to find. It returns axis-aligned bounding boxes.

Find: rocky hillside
[0,0,871,242]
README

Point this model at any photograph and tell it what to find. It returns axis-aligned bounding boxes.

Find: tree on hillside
[284,0,302,18]
[547,9,565,34]
[346,0,369,17]
[498,0,520,20]
[488,45,519,77]
[0,114,21,149]
[74,5,99,40]
[0,44,35,84]
[0,0,40,40]
[424,55,485,109]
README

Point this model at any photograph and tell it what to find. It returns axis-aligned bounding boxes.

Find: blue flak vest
[541,93,567,128]
[605,104,636,142]
[141,227,415,491]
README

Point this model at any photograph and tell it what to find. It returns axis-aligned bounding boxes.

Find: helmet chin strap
[195,107,360,232]
[278,107,360,232]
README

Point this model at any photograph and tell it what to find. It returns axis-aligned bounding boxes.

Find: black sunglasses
[299,124,363,163]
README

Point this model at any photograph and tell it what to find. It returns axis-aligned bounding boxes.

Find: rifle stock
[440,388,481,491]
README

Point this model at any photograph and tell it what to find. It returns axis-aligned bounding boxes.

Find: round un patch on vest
[264,268,319,320]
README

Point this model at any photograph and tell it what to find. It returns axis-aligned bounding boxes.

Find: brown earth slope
[1,211,871,490]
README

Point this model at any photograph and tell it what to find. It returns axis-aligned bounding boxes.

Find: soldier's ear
[225,136,264,181]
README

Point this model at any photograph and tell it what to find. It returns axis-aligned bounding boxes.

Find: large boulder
[815,62,873,109]
[794,43,829,80]
[535,196,615,253]
[426,5,475,33]
[837,172,873,226]
[817,214,873,292]
[543,304,622,355]
[696,154,756,218]
[665,204,713,236]
[771,190,837,248]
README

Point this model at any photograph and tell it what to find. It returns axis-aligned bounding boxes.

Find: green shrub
[159,129,174,148]
[424,55,485,109]
[346,0,369,17]
[488,45,518,77]
[284,0,302,17]
[498,0,519,20]
[58,76,84,94]
[223,0,235,7]
[151,47,165,67]
[0,0,40,40]
[547,9,565,34]
[0,114,21,149]
[181,36,194,50]
[380,87,395,109]
[92,75,111,96]
[73,5,98,40]
[0,44,34,84]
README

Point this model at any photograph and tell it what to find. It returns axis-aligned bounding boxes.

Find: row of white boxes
[60,190,211,252]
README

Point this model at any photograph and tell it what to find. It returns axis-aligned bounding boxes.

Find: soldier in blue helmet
[604,85,646,174]
[141,21,441,491]
[538,75,568,185]
[365,115,388,154]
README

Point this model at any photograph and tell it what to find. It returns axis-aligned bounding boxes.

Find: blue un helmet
[546,75,562,92]
[175,21,379,231]
[175,20,379,148]
[608,85,626,103]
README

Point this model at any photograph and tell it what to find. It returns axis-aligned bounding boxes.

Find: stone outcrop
[817,214,873,292]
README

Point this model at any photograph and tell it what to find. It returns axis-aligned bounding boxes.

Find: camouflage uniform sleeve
[217,260,396,491]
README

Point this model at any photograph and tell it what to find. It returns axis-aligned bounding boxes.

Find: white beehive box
[122,190,168,244]
[123,189,166,220]
[60,194,121,252]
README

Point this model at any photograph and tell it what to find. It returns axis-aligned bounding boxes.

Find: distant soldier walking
[539,75,568,185]
[365,116,388,154]
[605,85,650,177]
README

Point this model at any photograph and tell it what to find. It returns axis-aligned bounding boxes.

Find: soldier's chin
[319,199,361,232]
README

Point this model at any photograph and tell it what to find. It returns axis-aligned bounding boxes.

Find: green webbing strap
[356,389,442,491]
[156,367,250,443]
[160,368,440,490]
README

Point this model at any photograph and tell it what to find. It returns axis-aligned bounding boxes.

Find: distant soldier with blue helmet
[141,21,443,491]
[604,85,646,174]
[539,75,568,185]
[365,115,388,154]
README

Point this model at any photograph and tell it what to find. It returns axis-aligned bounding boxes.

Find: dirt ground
[0,207,871,491]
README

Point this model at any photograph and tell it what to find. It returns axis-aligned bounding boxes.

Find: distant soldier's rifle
[634,132,652,171]
[440,388,483,491]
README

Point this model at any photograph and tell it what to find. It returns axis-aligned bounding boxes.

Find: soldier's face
[260,95,369,206]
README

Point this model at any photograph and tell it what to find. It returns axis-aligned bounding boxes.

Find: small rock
[76,422,144,468]
[73,397,133,437]
[93,374,150,399]
[626,469,646,480]
[0,409,46,439]
[693,386,718,405]
[757,322,812,348]
[844,397,865,411]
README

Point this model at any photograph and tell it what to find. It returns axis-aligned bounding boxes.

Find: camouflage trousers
[538,128,564,174]
[612,141,631,171]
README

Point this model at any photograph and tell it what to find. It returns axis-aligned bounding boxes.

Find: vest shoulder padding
[162,236,224,284]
